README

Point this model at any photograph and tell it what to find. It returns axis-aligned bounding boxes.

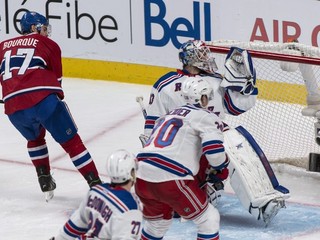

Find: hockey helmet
[106,149,137,184]
[182,76,213,108]
[20,11,49,34]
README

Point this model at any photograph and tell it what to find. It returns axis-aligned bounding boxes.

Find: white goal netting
[206,40,320,170]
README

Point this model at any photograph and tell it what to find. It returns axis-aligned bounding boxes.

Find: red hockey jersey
[0,32,64,114]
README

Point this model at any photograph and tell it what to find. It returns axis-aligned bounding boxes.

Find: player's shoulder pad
[37,34,60,48]
[200,72,223,80]
[93,184,140,211]
[153,71,183,92]
[115,190,140,211]
[185,104,220,120]
[201,107,223,126]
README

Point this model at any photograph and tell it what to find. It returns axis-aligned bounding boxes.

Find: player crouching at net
[135,76,229,240]
[50,149,142,240]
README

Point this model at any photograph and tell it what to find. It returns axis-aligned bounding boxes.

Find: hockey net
[206,40,320,172]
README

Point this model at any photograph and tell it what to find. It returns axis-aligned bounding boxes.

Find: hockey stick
[0,99,3,104]
[136,96,149,147]
[135,96,147,120]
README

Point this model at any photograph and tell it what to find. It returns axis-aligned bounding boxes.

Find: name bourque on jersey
[0,33,64,114]
[144,70,257,135]
[137,104,226,183]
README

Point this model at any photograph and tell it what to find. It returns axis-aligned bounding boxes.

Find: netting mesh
[207,41,320,166]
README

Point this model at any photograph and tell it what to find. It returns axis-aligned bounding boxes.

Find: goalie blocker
[223,126,290,225]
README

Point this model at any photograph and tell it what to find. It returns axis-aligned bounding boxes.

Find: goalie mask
[182,76,213,108]
[179,40,218,74]
[106,149,138,184]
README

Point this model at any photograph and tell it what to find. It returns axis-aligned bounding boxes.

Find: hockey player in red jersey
[0,11,102,201]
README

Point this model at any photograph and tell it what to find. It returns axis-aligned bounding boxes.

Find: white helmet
[178,40,218,74]
[182,76,213,108]
[106,149,137,184]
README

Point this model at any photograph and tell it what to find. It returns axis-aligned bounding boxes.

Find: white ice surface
[0,78,319,239]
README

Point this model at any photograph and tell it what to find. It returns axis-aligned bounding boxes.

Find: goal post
[205,40,320,169]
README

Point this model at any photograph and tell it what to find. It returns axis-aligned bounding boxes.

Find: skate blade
[45,190,54,202]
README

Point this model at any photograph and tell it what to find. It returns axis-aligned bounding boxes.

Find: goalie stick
[136,96,147,120]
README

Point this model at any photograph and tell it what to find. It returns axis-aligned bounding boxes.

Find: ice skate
[36,166,56,202]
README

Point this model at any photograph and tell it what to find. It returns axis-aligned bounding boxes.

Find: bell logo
[144,0,212,49]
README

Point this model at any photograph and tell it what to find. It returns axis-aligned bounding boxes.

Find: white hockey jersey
[55,183,142,240]
[137,104,228,182]
[144,69,257,136]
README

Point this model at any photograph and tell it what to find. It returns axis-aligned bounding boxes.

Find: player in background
[50,149,142,240]
[135,76,229,240]
[0,11,101,201]
[139,40,289,224]
[278,38,320,117]
[300,63,320,117]
[286,39,320,117]
[281,38,320,169]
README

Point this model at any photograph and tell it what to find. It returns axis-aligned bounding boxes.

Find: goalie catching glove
[221,47,257,95]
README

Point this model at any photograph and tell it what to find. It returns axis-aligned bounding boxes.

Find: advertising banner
[1,0,320,80]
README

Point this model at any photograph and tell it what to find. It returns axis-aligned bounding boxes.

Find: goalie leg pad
[223,126,290,223]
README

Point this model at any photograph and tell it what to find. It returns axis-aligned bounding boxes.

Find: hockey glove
[205,167,229,206]
[220,47,257,95]
[206,181,223,206]
[207,167,229,183]
[139,134,149,147]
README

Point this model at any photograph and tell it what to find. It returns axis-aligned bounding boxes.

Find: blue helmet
[20,11,48,34]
